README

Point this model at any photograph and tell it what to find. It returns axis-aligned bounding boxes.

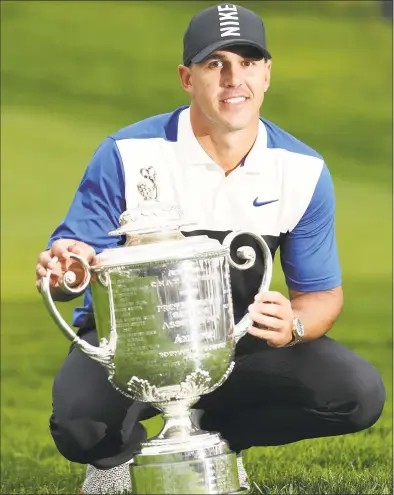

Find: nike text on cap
[183,3,272,66]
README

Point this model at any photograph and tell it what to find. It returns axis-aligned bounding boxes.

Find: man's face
[178,46,271,132]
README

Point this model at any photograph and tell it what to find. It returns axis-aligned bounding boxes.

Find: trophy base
[130,432,246,494]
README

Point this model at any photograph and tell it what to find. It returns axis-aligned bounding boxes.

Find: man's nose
[221,64,243,87]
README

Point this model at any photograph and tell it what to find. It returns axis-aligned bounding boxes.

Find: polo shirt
[47,105,341,328]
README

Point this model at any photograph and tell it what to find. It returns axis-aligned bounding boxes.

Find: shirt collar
[177,107,268,171]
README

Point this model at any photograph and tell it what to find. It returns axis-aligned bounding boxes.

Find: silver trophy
[41,167,273,494]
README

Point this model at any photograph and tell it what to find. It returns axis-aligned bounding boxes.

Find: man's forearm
[290,286,343,342]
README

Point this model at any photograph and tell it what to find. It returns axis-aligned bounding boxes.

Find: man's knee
[335,362,386,433]
[50,413,108,464]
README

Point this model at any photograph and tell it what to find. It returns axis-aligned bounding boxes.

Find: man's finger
[38,250,52,267]
[50,240,74,259]
[248,311,282,330]
[67,242,96,264]
[36,268,61,291]
[68,246,92,261]
[255,291,289,306]
[257,302,285,319]
[248,301,284,319]
[50,265,63,278]
[248,325,279,341]
[50,247,69,261]
[37,252,62,271]
[36,264,47,278]
[68,245,81,255]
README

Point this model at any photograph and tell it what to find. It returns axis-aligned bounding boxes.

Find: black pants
[50,329,386,469]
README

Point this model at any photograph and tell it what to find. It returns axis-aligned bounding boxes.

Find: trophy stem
[155,399,198,441]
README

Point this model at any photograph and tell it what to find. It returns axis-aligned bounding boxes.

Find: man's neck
[189,104,260,175]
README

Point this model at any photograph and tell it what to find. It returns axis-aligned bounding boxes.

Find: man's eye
[243,60,256,67]
[207,61,223,68]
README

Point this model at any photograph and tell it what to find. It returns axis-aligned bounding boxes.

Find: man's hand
[35,239,98,295]
[247,291,294,348]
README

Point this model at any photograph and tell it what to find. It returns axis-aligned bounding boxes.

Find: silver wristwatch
[285,317,304,347]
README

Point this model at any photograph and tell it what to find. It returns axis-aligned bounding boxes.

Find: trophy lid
[108,201,196,236]
[93,200,226,268]
[95,235,226,268]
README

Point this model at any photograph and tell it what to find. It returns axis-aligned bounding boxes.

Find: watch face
[294,318,304,337]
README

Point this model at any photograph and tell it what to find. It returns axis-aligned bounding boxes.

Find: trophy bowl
[41,199,272,494]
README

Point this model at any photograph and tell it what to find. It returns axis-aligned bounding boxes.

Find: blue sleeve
[280,163,341,292]
[47,137,126,253]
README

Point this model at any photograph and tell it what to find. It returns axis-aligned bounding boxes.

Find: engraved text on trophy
[110,257,233,388]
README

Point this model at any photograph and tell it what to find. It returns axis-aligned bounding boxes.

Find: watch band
[284,317,304,347]
[284,333,297,347]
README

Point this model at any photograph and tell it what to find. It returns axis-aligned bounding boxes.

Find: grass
[1,1,392,494]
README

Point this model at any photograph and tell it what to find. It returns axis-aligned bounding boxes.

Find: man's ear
[178,65,193,94]
[263,59,272,93]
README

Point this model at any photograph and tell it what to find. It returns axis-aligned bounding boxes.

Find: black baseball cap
[183,4,272,66]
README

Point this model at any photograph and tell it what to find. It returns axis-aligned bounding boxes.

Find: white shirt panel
[116,109,324,236]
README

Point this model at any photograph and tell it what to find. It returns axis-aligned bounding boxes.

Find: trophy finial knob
[108,166,197,237]
[137,166,158,201]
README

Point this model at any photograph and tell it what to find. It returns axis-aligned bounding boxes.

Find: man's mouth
[221,97,248,104]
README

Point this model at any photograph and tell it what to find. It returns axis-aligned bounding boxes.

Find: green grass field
[1,1,392,494]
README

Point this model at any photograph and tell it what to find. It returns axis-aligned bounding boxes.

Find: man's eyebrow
[203,54,226,62]
[202,52,263,63]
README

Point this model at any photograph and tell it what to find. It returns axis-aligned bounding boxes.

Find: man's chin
[214,107,259,131]
[218,116,255,132]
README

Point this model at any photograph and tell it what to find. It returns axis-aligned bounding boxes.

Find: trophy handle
[40,253,114,368]
[222,231,273,343]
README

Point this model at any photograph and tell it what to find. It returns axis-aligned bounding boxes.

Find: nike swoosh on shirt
[253,198,279,207]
